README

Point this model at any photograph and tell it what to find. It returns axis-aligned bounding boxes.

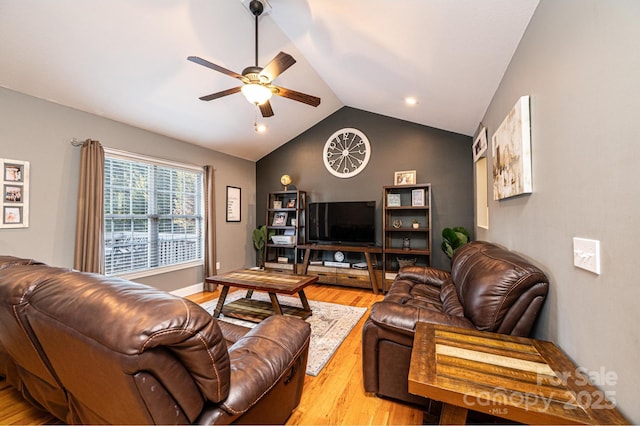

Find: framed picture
[4,206,22,224]
[394,170,416,185]
[472,124,488,162]
[411,189,425,206]
[226,186,241,222]
[5,165,22,181]
[4,185,22,203]
[286,198,296,208]
[273,200,282,209]
[492,96,532,200]
[272,211,288,226]
[387,193,401,207]
[1,159,29,228]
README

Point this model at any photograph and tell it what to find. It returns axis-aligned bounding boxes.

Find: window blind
[104,154,204,276]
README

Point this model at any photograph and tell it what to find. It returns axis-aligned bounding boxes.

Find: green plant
[252,225,273,267]
[441,226,471,259]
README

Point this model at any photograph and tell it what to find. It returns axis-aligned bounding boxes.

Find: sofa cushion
[384,277,442,311]
[222,315,310,416]
[23,268,232,404]
[439,279,465,317]
[0,255,44,270]
[451,241,549,332]
[217,321,250,349]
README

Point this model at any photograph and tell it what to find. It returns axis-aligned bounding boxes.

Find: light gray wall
[0,87,256,291]
[478,0,639,421]
[257,107,473,270]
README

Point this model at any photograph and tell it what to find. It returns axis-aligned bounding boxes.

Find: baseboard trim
[170,282,203,297]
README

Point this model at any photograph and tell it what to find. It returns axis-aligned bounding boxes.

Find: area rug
[199,292,367,376]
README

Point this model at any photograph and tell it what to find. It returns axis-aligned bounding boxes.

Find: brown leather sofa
[362,241,549,406]
[0,256,310,424]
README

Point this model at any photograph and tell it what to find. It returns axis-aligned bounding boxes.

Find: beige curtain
[74,140,105,273]
[203,165,217,291]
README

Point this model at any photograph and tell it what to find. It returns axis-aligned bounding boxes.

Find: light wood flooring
[0,284,423,425]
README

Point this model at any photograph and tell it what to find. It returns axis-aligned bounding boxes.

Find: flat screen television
[307,201,376,245]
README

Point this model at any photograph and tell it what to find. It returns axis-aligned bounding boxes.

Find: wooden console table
[298,244,382,294]
[408,322,628,425]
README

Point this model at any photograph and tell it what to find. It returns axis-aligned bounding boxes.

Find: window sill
[113,260,203,281]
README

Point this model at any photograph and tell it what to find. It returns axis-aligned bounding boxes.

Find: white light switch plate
[573,237,601,274]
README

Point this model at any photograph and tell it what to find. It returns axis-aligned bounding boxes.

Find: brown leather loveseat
[0,256,310,424]
[362,241,549,406]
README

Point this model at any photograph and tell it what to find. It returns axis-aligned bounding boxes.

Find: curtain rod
[69,139,210,172]
[69,138,97,147]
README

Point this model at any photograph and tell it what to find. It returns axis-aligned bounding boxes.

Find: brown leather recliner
[362,241,549,406]
[0,256,310,424]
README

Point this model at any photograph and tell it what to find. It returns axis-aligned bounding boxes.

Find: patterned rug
[199,291,367,376]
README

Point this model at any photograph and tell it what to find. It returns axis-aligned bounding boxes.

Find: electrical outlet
[573,237,601,275]
[216,262,221,270]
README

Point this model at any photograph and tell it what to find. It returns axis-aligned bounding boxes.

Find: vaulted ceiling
[0,0,539,161]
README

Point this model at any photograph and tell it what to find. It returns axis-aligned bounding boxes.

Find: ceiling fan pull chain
[253,104,258,131]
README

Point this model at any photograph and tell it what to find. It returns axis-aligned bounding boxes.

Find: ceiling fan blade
[259,100,274,118]
[199,86,242,101]
[188,56,245,81]
[259,52,296,82]
[273,85,321,107]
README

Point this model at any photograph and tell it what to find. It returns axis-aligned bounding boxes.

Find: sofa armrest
[368,300,475,336]
[396,265,451,287]
[220,315,311,417]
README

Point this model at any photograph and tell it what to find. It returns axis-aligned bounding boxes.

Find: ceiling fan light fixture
[241,83,273,105]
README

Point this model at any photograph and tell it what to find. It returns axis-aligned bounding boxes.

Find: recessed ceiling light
[405,97,418,106]
[255,123,268,133]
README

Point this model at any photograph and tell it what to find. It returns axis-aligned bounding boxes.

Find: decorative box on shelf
[271,235,295,245]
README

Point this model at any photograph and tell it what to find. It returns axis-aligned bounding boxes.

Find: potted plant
[441,226,471,259]
[412,219,420,229]
[252,225,273,268]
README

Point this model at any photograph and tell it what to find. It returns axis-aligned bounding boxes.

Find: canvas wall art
[492,95,532,200]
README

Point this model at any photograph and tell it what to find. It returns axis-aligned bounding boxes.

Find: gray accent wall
[257,107,473,270]
[478,1,639,421]
[0,87,256,291]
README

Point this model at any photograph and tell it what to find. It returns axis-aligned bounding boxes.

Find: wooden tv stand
[298,244,383,294]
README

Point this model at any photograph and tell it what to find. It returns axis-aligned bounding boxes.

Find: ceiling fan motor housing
[242,66,268,83]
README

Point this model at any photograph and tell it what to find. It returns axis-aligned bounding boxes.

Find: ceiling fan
[187,0,320,118]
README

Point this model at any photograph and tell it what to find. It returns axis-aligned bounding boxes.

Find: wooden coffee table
[204,269,318,323]
[408,322,628,425]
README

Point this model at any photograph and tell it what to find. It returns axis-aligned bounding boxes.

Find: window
[104,151,204,276]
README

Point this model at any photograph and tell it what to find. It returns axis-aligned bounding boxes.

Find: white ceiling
[0,0,539,161]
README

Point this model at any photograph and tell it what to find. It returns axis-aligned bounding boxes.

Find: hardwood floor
[0,284,423,425]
